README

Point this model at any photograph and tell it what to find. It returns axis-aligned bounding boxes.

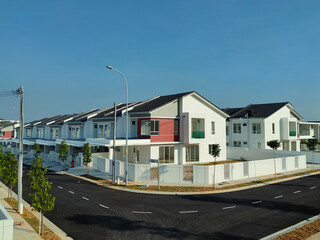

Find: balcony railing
[192,131,205,138]
[289,131,296,136]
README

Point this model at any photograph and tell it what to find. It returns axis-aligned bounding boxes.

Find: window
[258,142,262,149]
[243,141,247,145]
[211,121,215,135]
[272,123,275,134]
[159,146,174,164]
[141,120,159,136]
[174,120,179,136]
[71,127,80,139]
[52,129,59,139]
[192,118,205,138]
[252,123,261,134]
[233,124,241,133]
[26,129,31,137]
[226,126,229,135]
[37,128,43,138]
[234,141,241,147]
[104,125,110,137]
[243,123,247,126]
[186,145,199,162]
[98,125,104,137]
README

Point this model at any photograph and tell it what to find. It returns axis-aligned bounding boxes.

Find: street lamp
[106,66,129,186]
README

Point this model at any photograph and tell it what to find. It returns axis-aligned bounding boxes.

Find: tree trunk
[86,165,89,175]
[312,151,315,171]
[273,150,277,179]
[39,211,42,235]
[213,157,216,189]
[41,213,44,236]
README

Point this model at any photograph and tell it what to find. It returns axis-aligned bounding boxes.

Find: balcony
[289,131,296,137]
[192,131,205,139]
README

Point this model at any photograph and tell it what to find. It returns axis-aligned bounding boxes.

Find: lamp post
[106,66,129,186]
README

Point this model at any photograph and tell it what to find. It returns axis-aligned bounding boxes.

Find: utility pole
[112,103,117,184]
[18,86,24,214]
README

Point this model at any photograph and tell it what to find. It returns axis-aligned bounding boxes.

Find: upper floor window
[192,118,205,139]
[37,128,43,138]
[52,128,59,139]
[71,127,80,139]
[226,126,229,135]
[252,123,261,134]
[141,120,159,136]
[174,120,179,136]
[272,123,275,134]
[26,129,32,137]
[211,121,215,135]
[233,123,241,133]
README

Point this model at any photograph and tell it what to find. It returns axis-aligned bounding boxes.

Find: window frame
[252,123,261,134]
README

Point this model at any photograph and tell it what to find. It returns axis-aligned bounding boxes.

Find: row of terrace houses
[1,91,229,166]
[223,102,320,151]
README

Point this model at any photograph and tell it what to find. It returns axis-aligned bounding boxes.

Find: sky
[1,0,320,122]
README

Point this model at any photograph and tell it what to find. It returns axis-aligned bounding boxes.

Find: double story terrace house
[88,91,229,165]
[0,121,19,139]
[224,102,305,151]
[3,91,229,167]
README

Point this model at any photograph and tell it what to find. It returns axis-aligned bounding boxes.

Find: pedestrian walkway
[0,187,42,240]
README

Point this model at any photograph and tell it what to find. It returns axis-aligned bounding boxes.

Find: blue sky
[1,1,320,122]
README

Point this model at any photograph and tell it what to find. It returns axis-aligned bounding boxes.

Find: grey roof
[129,91,193,113]
[223,102,299,119]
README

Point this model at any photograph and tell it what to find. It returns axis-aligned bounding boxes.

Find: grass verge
[4,198,61,240]
[274,219,320,240]
[81,169,320,192]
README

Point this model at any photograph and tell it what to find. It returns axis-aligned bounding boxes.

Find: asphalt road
[16,165,320,240]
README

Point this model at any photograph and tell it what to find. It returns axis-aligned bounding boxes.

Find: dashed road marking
[132,211,152,214]
[310,186,317,189]
[274,195,283,199]
[222,206,236,210]
[69,191,75,194]
[179,210,198,214]
[58,186,63,189]
[252,200,262,204]
[294,190,301,194]
[82,197,89,201]
[99,204,109,209]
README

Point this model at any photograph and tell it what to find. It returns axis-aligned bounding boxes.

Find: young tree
[210,144,221,189]
[29,156,55,236]
[59,140,68,171]
[82,143,92,175]
[306,138,318,171]
[34,142,40,158]
[2,151,18,201]
[267,140,281,179]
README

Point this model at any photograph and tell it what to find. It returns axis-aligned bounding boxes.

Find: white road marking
[252,200,262,204]
[69,191,75,194]
[82,197,89,201]
[58,186,63,189]
[132,211,152,214]
[274,195,283,199]
[294,190,301,194]
[179,210,198,214]
[222,206,236,210]
[310,186,316,189]
[99,204,109,209]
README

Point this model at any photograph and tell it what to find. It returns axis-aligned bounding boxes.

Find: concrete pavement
[0,187,42,240]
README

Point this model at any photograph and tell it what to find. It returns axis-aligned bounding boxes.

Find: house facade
[1,91,229,166]
[223,102,317,151]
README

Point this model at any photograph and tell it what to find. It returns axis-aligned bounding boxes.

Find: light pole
[106,66,129,186]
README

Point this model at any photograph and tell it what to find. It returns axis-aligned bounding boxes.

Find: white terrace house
[2,91,229,167]
[224,102,311,151]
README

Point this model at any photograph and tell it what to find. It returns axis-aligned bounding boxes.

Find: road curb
[0,181,73,240]
[62,169,320,195]
[260,214,320,240]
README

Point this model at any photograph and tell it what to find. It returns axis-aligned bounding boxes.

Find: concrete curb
[260,214,320,240]
[62,169,320,195]
[0,181,72,240]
